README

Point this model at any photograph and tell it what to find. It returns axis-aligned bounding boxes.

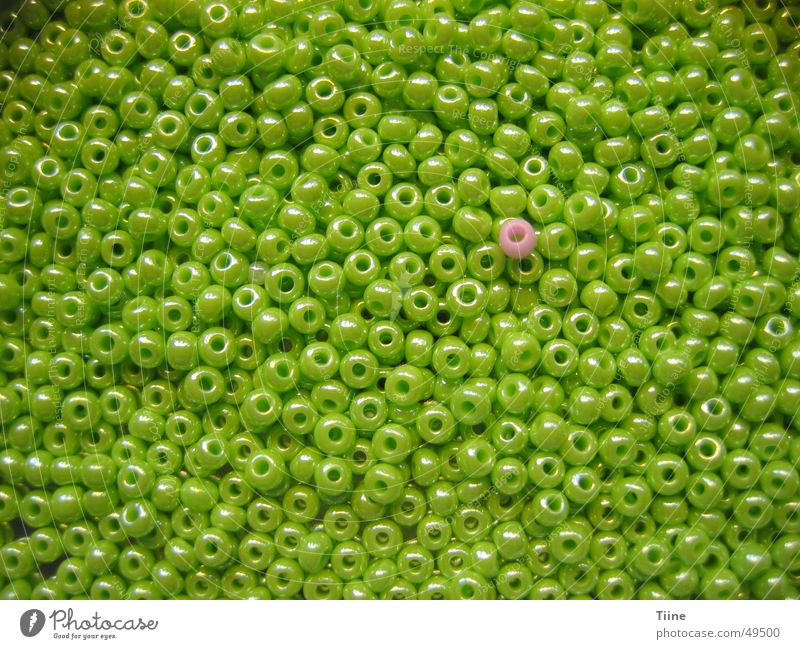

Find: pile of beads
[1,0,800,600]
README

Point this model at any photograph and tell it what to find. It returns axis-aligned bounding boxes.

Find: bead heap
[1,0,800,600]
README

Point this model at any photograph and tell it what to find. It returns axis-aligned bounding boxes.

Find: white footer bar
[0,600,798,648]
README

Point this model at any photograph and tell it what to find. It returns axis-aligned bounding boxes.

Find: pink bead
[499,218,537,259]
